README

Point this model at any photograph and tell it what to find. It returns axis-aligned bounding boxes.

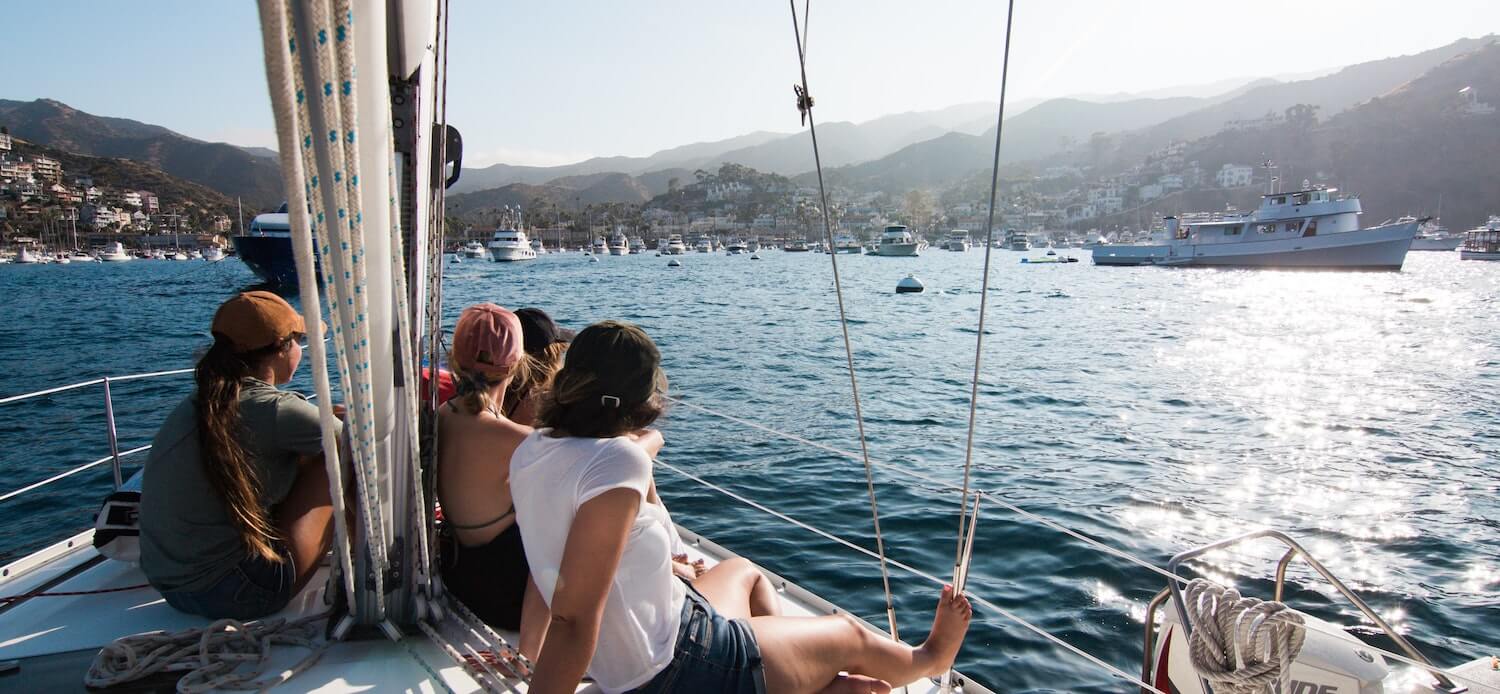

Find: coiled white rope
[83,613,328,693]
[1183,579,1306,694]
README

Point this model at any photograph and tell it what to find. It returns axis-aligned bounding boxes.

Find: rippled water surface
[1,249,1497,691]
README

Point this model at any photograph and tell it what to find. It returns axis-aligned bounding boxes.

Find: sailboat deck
[0,528,983,692]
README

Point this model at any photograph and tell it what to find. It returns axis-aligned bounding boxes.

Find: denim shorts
[630,579,767,694]
[161,544,296,620]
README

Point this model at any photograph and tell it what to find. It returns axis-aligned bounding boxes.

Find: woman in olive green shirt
[140,291,335,620]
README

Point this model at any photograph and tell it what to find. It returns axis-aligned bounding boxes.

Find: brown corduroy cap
[211,291,306,353]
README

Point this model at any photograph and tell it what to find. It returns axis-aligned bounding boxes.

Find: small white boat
[201,246,225,262]
[488,227,538,262]
[664,234,688,255]
[874,225,920,257]
[784,238,811,252]
[694,235,713,253]
[14,247,41,264]
[1459,215,1500,260]
[1092,187,1417,269]
[171,249,190,261]
[629,236,647,254]
[608,233,629,256]
[98,242,133,262]
[831,233,862,254]
[530,237,545,255]
[747,238,761,252]
[726,239,749,254]
[1407,217,1462,251]
[460,240,487,258]
[945,230,971,252]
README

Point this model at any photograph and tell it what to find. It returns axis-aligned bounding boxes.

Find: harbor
[2,247,1498,691]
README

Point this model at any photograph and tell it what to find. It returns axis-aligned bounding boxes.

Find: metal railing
[0,368,196,501]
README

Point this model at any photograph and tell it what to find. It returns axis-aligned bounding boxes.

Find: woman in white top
[511,321,972,694]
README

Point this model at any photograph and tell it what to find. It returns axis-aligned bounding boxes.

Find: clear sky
[6,2,1498,167]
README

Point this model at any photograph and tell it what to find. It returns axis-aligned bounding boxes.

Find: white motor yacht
[530,237,546,254]
[664,234,688,255]
[14,246,41,264]
[171,249,190,261]
[1004,229,1031,251]
[746,238,760,252]
[629,236,647,254]
[487,227,537,262]
[590,237,607,255]
[945,230,971,251]
[98,242,133,262]
[608,233,629,256]
[874,225,920,256]
[694,235,713,253]
[832,233,863,254]
[784,238,811,252]
[1092,187,1417,269]
[726,239,749,254]
[460,240,487,258]
[1459,215,1500,260]
[70,249,97,262]
[1409,217,1462,251]
[201,246,225,262]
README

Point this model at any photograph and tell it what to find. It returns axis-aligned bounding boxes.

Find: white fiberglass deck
[0,527,984,693]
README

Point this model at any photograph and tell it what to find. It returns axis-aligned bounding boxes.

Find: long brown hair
[452,356,532,417]
[505,341,565,410]
[538,321,666,438]
[195,336,294,562]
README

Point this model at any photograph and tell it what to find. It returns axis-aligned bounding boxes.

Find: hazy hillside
[809,36,1497,194]
[1080,43,1500,233]
[1120,36,1495,155]
[451,131,786,194]
[10,138,236,214]
[0,99,283,208]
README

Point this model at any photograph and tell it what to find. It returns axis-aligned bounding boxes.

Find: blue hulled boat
[232,204,316,289]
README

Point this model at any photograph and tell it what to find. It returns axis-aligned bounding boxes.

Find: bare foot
[818,673,892,694]
[917,584,972,677]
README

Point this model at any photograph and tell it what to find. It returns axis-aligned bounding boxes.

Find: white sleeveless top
[510,430,687,693]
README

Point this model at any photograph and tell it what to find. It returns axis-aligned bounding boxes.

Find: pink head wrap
[451,303,523,378]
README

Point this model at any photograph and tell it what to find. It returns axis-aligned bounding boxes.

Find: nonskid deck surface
[0,529,984,693]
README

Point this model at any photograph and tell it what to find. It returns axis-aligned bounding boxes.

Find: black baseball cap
[514,307,576,355]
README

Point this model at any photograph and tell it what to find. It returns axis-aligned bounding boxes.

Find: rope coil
[83,613,329,693]
[1183,579,1306,694]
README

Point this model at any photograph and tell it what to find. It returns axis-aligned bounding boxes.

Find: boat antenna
[953,0,1015,621]
[786,0,900,644]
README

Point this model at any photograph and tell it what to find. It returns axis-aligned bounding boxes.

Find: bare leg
[692,557,782,620]
[518,576,550,660]
[274,455,335,594]
[750,585,972,694]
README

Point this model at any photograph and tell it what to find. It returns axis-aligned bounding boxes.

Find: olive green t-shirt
[139,378,323,593]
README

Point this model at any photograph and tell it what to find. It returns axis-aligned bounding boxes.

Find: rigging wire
[954,0,1016,584]
[785,0,901,643]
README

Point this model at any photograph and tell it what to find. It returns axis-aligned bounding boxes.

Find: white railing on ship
[0,367,196,498]
[2,371,1488,693]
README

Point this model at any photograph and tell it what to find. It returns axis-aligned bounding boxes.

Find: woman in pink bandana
[436,303,549,659]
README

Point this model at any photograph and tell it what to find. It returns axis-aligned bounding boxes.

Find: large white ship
[487,227,537,262]
[1092,187,1417,269]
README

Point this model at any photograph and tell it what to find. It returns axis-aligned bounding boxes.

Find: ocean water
[1,249,1496,691]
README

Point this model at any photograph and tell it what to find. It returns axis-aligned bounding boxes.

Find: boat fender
[668,259,683,267]
[896,274,924,293]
